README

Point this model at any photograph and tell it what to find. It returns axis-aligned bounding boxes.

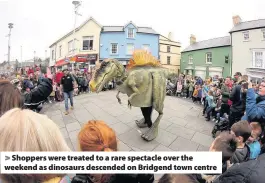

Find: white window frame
[68,40,73,53]
[127,28,134,38]
[262,29,265,40]
[167,46,171,53]
[252,50,265,68]
[142,44,150,52]
[188,55,193,64]
[167,56,171,65]
[110,43,118,54]
[243,31,249,41]
[206,52,212,64]
[59,45,62,57]
[52,50,55,60]
[127,43,134,55]
[82,36,94,51]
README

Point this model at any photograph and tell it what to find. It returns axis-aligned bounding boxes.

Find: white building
[231,16,265,82]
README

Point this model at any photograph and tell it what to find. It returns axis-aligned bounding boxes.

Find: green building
[181,35,232,79]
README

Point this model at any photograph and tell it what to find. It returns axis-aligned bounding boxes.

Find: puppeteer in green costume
[89,50,177,141]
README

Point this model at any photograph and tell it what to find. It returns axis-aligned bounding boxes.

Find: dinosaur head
[90,59,124,93]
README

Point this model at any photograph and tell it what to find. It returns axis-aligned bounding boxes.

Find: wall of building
[159,35,181,72]
[50,19,101,66]
[100,24,159,60]
[181,46,232,78]
[232,28,265,74]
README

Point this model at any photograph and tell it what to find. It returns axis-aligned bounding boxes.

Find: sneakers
[65,111,69,115]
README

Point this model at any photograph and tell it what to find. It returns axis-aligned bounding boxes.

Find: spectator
[60,68,77,115]
[241,81,265,123]
[205,90,216,121]
[247,122,262,159]
[230,121,251,164]
[0,108,70,183]
[220,77,231,118]
[55,69,64,86]
[5,76,52,113]
[228,75,247,127]
[72,120,154,183]
[158,174,199,183]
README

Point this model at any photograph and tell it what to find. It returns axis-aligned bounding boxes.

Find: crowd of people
[1,68,265,183]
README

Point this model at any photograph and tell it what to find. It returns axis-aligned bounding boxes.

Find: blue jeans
[63,91,73,111]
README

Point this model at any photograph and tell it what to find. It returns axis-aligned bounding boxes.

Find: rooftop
[230,19,265,33]
[182,36,231,52]
[102,26,158,34]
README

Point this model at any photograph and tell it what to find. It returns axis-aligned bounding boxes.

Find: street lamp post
[7,23,14,67]
[71,1,81,72]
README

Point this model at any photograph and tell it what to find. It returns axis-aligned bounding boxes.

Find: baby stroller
[166,80,176,96]
[211,113,229,138]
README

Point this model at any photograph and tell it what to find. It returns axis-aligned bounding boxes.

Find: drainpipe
[230,32,233,76]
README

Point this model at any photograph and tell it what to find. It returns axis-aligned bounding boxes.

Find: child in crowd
[176,80,182,97]
[189,81,194,98]
[197,85,202,103]
[230,121,251,164]
[192,85,199,102]
[247,122,262,159]
[205,90,216,121]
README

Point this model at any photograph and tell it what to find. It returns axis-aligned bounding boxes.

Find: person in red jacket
[55,69,64,86]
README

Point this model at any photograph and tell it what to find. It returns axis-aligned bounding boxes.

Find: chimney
[190,34,196,45]
[232,15,242,26]
[168,32,173,40]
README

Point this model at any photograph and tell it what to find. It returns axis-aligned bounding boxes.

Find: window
[83,36,94,50]
[127,44,134,55]
[253,51,264,68]
[206,53,212,63]
[52,50,54,60]
[167,46,171,53]
[142,44,150,51]
[167,56,171,65]
[188,55,193,64]
[111,43,118,54]
[68,40,73,53]
[128,28,134,38]
[59,46,62,57]
[243,31,249,41]
[262,29,265,40]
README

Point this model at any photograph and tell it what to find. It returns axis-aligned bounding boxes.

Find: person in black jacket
[9,76,52,112]
[228,76,248,127]
[213,153,265,183]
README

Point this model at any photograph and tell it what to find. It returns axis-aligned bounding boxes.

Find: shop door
[195,70,206,80]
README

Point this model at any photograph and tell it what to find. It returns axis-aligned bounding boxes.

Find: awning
[55,59,68,67]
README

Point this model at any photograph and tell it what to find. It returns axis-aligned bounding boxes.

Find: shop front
[246,68,265,84]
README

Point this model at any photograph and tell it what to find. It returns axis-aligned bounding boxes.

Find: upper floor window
[262,29,265,40]
[142,44,150,52]
[243,31,249,41]
[52,50,55,60]
[127,44,134,55]
[83,36,94,50]
[128,28,134,38]
[167,56,171,65]
[68,40,73,53]
[59,45,62,57]
[253,51,264,68]
[167,46,171,53]
[188,55,193,64]
[111,43,118,54]
[206,52,212,64]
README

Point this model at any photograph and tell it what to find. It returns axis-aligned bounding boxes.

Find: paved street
[42,90,214,153]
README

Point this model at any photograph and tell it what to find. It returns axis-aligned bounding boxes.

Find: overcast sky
[0,0,264,62]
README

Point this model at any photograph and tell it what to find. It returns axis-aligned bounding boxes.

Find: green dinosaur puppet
[89,50,177,141]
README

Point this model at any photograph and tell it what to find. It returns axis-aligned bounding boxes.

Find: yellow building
[159,33,181,73]
[49,17,102,72]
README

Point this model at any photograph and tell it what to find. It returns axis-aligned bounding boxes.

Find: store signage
[87,54,97,61]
